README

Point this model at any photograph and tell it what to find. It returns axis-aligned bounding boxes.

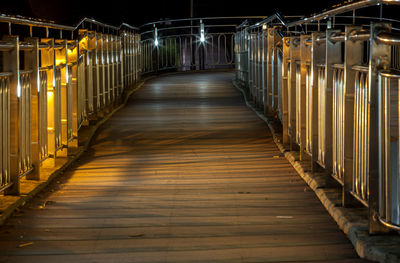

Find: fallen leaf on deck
[18,242,34,248]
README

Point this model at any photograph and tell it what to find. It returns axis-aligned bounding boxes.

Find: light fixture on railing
[154,24,159,47]
[200,19,205,43]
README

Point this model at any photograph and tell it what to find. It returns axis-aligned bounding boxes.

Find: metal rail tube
[0,14,74,31]
[376,32,400,45]
[329,32,345,43]
[349,30,370,41]
[287,0,400,27]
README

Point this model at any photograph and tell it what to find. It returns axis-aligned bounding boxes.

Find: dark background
[0,0,343,27]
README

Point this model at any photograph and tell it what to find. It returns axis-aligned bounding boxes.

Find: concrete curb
[0,81,145,227]
[232,80,400,263]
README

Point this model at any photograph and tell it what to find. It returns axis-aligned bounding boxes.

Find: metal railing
[0,15,141,195]
[235,0,400,233]
[139,17,262,74]
[2,0,400,235]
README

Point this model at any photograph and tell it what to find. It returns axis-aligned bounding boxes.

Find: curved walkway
[0,72,372,262]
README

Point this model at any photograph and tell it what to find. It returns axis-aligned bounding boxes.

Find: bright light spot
[66,67,69,84]
[37,73,40,92]
[17,82,21,98]
[154,38,159,47]
[200,20,205,43]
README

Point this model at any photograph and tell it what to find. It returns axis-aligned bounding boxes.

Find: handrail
[330,32,345,43]
[0,13,139,33]
[349,29,370,41]
[140,16,267,28]
[286,0,400,27]
[140,24,238,36]
[0,13,75,31]
[376,31,400,45]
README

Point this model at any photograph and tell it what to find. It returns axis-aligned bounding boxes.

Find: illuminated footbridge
[0,1,400,262]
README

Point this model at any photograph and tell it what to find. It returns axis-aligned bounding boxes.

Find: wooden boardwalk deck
[0,72,372,262]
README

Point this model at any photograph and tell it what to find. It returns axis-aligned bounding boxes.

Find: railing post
[288,36,300,151]
[112,34,116,102]
[299,34,311,161]
[97,32,105,113]
[40,38,57,166]
[342,26,363,206]
[281,37,290,145]
[3,36,20,195]
[267,28,274,113]
[132,34,136,81]
[118,33,124,95]
[249,31,254,102]
[110,34,115,105]
[311,32,325,172]
[67,40,79,153]
[104,34,110,111]
[262,26,268,115]
[136,34,141,82]
[88,31,99,116]
[247,28,251,94]
[25,37,40,180]
[55,39,68,157]
[77,34,88,127]
[325,29,341,176]
[78,29,92,125]
[368,22,392,234]
[137,34,142,80]
[256,29,262,107]
[271,26,281,112]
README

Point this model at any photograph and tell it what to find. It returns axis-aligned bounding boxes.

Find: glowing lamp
[200,20,205,43]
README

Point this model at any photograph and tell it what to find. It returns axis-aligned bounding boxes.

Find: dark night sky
[0,0,344,27]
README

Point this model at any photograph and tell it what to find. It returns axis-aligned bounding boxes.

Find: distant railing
[139,17,264,74]
[0,15,141,195]
[235,0,400,233]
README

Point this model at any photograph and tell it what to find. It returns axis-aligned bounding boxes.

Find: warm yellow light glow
[56,59,65,65]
